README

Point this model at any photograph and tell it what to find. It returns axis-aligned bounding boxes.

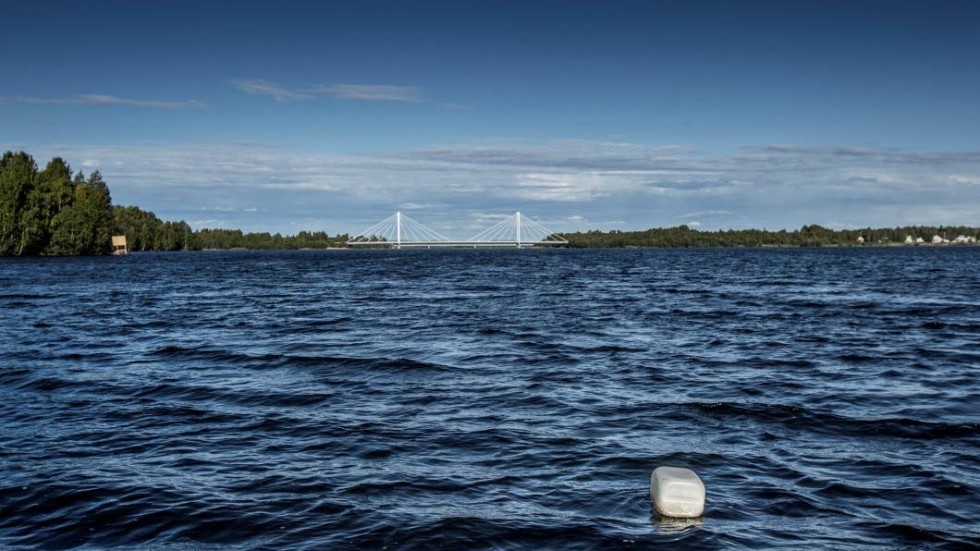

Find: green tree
[32,158,76,254]
[49,170,113,254]
[0,151,39,255]
[42,158,74,213]
[48,172,87,255]
[79,171,113,254]
[17,176,47,255]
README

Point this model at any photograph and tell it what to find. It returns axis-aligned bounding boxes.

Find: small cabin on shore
[111,235,128,255]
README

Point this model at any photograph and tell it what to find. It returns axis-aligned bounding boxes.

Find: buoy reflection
[650,514,703,534]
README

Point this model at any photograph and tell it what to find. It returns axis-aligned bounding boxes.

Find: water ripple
[1,248,978,549]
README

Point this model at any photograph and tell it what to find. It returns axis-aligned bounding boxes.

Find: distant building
[953,235,977,243]
[931,235,948,244]
[856,235,865,243]
[905,235,914,244]
[915,237,925,244]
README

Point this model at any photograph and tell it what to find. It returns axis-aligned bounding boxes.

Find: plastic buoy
[650,466,705,518]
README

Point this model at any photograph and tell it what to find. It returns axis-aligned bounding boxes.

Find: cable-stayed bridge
[347,212,568,248]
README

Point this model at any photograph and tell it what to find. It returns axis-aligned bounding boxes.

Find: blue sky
[2,0,978,235]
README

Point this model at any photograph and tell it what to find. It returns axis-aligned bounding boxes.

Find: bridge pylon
[347,211,450,248]
[465,212,567,247]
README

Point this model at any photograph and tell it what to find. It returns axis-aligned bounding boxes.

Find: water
[1,248,978,550]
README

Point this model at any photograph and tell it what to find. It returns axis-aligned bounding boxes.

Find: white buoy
[650,466,705,518]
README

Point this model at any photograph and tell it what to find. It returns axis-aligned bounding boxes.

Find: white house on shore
[903,234,975,245]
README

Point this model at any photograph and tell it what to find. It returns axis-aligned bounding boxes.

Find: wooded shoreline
[3,151,977,255]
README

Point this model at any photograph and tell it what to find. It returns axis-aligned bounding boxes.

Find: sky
[2,0,979,236]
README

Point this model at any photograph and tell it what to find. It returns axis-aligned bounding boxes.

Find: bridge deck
[347,240,565,248]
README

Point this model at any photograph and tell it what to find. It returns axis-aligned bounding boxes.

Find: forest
[0,151,113,256]
[560,224,979,248]
[0,151,348,255]
[1,150,976,255]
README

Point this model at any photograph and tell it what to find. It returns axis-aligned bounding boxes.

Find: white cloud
[197,206,262,213]
[232,79,461,107]
[312,84,422,103]
[677,210,732,219]
[231,79,312,101]
[399,202,434,210]
[518,173,611,201]
[469,212,511,221]
[950,175,980,185]
[9,140,979,234]
[4,94,205,109]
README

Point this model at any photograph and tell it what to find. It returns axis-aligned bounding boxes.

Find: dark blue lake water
[1,248,978,550]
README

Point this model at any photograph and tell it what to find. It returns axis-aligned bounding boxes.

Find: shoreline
[3,242,978,258]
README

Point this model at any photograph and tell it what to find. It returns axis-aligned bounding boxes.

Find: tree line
[560,224,979,248]
[0,151,348,256]
[193,228,348,250]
